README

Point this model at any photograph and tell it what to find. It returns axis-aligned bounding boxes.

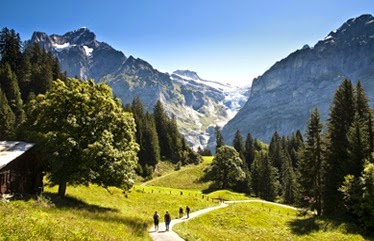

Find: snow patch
[83,46,93,56]
[53,42,70,52]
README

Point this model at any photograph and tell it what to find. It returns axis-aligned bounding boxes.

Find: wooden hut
[0,141,43,195]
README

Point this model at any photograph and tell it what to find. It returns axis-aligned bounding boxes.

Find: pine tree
[323,79,355,214]
[215,125,224,152]
[281,151,297,204]
[0,28,22,75]
[258,151,278,201]
[298,108,324,215]
[131,98,160,176]
[233,129,245,161]
[0,63,25,123]
[154,100,170,159]
[0,87,15,139]
[244,132,255,168]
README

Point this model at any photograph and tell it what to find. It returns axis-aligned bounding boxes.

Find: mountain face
[29,29,249,149]
[28,27,126,81]
[221,14,374,144]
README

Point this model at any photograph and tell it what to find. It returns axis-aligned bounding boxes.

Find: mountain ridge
[221,14,374,144]
[28,30,250,149]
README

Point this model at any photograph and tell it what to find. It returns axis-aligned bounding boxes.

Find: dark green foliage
[244,132,255,168]
[154,100,180,161]
[323,79,356,214]
[0,28,22,75]
[0,87,15,139]
[251,150,278,201]
[23,78,139,196]
[215,125,224,152]
[297,108,324,215]
[131,97,160,177]
[0,63,25,123]
[233,129,245,161]
[204,145,245,190]
[197,146,212,156]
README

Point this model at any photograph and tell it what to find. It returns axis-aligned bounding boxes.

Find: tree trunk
[58,180,67,197]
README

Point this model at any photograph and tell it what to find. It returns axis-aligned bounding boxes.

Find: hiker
[186,206,190,218]
[153,211,160,231]
[164,210,171,231]
[179,206,184,218]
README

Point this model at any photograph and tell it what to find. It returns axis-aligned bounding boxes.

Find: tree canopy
[23,78,139,196]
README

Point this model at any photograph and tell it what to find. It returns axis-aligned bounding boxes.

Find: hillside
[221,14,374,144]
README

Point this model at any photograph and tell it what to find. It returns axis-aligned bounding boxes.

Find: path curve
[149,200,297,241]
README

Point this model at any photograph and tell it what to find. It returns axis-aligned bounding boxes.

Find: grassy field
[0,184,216,241]
[144,156,213,190]
[174,202,371,241]
[1,155,372,241]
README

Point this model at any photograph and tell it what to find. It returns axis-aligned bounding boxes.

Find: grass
[0,184,216,241]
[174,202,371,241]
[144,156,213,190]
[1,154,372,241]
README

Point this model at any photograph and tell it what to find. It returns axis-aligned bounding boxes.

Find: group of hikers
[153,206,191,231]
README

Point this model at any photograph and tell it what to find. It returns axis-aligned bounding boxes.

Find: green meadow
[0,157,372,240]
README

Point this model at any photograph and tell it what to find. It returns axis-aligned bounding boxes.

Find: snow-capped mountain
[171,70,249,120]
[28,30,250,149]
[28,27,126,81]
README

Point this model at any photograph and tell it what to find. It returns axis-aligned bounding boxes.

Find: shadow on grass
[42,192,119,213]
[288,215,373,239]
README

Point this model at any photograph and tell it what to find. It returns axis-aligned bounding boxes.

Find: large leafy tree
[23,78,139,196]
[298,108,324,215]
[204,145,245,190]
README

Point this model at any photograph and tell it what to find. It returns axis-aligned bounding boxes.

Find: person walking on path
[179,206,184,218]
[153,211,160,231]
[164,210,171,231]
[186,206,190,218]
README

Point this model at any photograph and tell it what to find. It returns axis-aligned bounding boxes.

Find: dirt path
[148,200,297,241]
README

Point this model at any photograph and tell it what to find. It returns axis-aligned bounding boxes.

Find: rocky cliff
[221,14,374,144]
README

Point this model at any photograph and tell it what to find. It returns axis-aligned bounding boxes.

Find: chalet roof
[0,141,35,170]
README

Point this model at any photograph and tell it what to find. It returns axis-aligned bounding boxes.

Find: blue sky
[2,0,374,86]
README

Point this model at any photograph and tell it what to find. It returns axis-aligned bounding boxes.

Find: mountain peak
[314,14,374,49]
[173,70,202,81]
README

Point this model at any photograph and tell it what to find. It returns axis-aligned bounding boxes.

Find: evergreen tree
[281,151,297,204]
[215,125,224,152]
[244,132,255,168]
[131,97,160,177]
[0,87,15,139]
[323,79,355,214]
[154,100,170,159]
[269,131,282,172]
[257,151,278,201]
[233,129,245,161]
[0,63,25,123]
[298,108,324,215]
[0,28,22,75]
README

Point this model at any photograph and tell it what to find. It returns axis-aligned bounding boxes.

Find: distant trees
[23,78,139,197]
